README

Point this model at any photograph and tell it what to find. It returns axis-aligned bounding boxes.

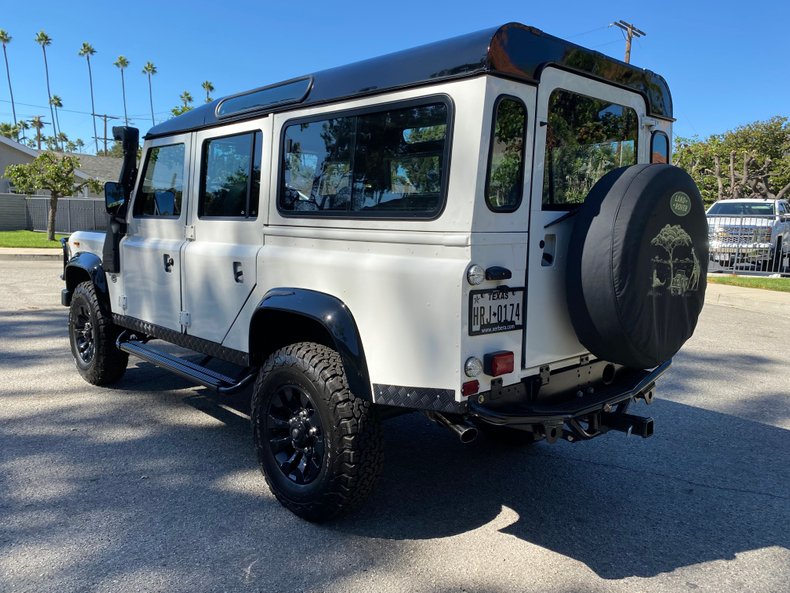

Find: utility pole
[94,113,120,154]
[611,20,645,64]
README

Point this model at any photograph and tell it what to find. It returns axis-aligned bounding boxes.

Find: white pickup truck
[707,198,790,272]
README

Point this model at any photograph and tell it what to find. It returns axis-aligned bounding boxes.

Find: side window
[486,96,527,212]
[133,143,186,218]
[542,90,638,209]
[651,131,669,164]
[199,131,262,218]
[279,100,450,217]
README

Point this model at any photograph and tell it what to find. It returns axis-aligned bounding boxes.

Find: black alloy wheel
[72,300,96,365]
[266,383,325,485]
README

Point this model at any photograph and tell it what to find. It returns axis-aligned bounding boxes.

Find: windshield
[707,202,775,216]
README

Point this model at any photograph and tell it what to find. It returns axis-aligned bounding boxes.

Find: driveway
[1,261,788,593]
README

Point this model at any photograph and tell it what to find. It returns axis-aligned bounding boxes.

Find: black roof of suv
[147,22,673,139]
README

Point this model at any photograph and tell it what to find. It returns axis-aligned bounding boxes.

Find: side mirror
[104,181,126,213]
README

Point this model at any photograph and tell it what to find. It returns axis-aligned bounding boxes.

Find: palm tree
[75,138,85,153]
[17,118,29,142]
[50,95,64,150]
[0,30,18,138]
[142,61,157,126]
[65,139,77,152]
[78,42,99,154]
[201,80,214,103]
[114,55,129,125]
[0,122,18,139]
[35,31,57,142]
[31,115,44,150]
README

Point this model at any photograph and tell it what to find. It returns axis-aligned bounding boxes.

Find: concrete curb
[0,248,62,260]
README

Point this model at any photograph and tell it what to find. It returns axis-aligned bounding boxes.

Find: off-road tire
[251,342,383,522]
[68,281,128,385]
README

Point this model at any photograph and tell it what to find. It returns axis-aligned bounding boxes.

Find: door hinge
[179,311,191,327]
[119,295,127,311]
[640,116,659,130]
[185,225,195,241]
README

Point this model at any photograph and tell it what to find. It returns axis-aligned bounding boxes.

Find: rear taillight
[484,351,514,377]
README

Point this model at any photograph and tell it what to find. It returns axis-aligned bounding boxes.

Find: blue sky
[0,0,787,152]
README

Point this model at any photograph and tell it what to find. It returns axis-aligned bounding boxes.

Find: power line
[0,98,170,119]
[567,25,610,39]
[610,20,646,64]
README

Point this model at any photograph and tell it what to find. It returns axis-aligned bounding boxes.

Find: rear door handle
[233,261,244,283]
[163,254,174,273]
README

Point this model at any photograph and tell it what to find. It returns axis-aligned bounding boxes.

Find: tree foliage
[674,116,790,205]
[4,152,103,240]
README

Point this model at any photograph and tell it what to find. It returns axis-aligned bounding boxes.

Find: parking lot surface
[1,260,788,593]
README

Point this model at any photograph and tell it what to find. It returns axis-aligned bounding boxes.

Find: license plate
[469,288,524,336]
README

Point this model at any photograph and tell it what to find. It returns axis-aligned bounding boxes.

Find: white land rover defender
[61,23,708,521]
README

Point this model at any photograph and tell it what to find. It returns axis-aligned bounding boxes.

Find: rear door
[524,68,648,372]
[180,119,268,344]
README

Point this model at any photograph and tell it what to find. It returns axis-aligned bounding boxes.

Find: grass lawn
[0,230,68,248]
[707,275,790,293]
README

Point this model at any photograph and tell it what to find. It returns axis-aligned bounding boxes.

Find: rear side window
[279,99,450,217]
[199,131,262,218]
[542,90,638,209]
[651,131,669,164]
[134,143,185,218]
[485,96,527,212]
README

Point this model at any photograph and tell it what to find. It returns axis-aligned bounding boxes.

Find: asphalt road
[1,260,788,593]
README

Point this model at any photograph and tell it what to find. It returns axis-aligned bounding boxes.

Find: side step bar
[117,334,256,394]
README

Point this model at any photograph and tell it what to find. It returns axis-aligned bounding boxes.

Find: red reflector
[462,380,479,397]
[484,351,514,377]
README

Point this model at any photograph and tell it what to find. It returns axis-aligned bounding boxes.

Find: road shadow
[331,399,789,580]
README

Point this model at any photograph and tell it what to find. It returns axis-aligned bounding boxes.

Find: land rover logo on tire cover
[670,191,691,217]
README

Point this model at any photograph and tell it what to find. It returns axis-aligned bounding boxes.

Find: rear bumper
[468,360,671,442]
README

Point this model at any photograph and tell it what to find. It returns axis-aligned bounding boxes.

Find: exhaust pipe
[429,412,479,444]
[601,412,654,438]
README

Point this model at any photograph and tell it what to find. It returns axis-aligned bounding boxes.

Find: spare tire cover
[566,164,708,369]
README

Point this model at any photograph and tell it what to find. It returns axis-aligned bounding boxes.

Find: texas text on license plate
[468,288,524,336]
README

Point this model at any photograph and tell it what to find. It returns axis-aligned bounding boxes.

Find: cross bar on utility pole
[611,20,646,64]
[94,113,120,154]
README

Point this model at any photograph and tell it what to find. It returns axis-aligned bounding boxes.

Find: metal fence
[26,197,109,234]
[707,215,789,276]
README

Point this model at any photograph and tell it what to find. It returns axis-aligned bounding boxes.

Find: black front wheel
[68,281,128,385]
[251,342,382,521]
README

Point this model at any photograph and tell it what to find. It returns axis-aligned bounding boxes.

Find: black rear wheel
[251,342,382,521]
